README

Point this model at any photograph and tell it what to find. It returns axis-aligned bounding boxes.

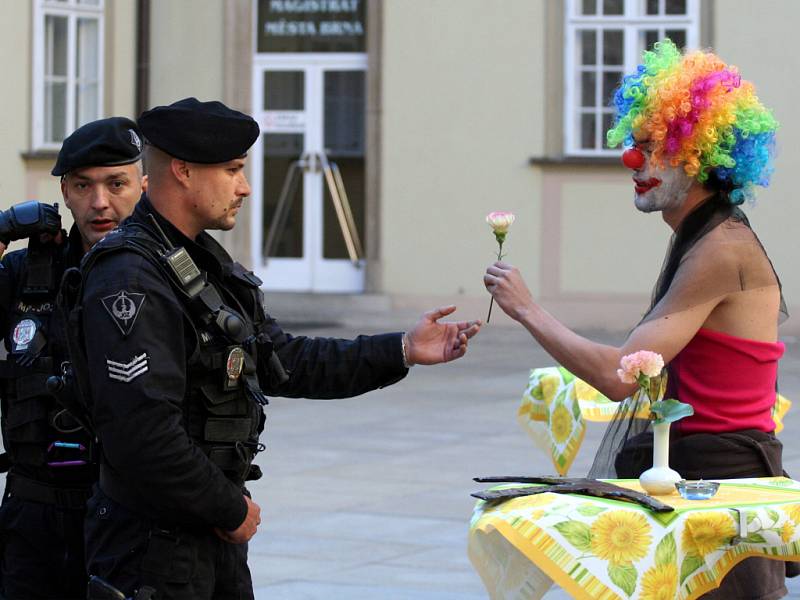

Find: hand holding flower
[484,212,515,323]
[483,261,535,323]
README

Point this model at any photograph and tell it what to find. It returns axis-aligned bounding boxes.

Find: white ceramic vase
[638,421,682,495]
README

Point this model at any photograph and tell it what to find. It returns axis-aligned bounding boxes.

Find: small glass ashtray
[675,480,720,500]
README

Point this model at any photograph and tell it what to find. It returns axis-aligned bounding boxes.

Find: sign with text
[261,111,306,132]
[257,0,367,53]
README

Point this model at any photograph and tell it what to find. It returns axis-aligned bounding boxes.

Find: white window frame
[32,0,105,151]
[564,0,699,156]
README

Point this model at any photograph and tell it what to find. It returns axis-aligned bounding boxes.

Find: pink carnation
[617,367,637,384]
[617,350,664,383]
[486,211,516,234]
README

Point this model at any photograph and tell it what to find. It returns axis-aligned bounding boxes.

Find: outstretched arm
[261,306,481,398]
[484,261,717,400]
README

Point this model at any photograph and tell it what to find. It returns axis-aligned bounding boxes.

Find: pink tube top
[667,328,784,434]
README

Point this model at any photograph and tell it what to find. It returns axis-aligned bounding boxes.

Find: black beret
[51,117,143,176]
[137,97,260,164]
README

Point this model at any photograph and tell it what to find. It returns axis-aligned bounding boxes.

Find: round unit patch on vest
[226,347,245,382]
[12,318,37,350]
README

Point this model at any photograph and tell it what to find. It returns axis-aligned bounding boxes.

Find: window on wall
[564,0,699,156]
[32,0,104,150]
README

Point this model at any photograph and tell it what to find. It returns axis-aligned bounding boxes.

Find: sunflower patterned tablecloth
[468,477,800,600]
[518,367,792,476]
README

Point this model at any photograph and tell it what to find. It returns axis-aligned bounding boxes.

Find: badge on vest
[106,352,149,383]
[224,346,245,390]
[12,318,38,352]
[101,290,146,337]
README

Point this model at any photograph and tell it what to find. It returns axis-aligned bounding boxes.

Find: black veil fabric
[588,191,787,478]
[587,392,652,479]
[645,192,787,327]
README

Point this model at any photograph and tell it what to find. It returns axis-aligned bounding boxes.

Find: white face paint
[632,154,693,213]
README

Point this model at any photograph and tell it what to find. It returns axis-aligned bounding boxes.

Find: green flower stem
[487,239,504,323]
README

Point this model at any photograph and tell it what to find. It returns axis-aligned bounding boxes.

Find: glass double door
[251,55,367,292]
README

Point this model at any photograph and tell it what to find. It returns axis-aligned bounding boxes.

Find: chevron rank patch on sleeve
[106,353,149,383]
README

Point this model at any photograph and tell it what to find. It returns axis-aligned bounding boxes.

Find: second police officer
[0,117,144,599]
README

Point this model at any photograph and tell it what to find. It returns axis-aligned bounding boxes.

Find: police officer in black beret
[0,116,144,599]
[71,97,480,599]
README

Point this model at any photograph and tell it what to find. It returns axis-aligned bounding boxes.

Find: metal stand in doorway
[264,151,364,266]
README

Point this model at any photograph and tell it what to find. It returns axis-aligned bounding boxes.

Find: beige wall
[107,0,138,120]
[558,179,666,296]
[514,166,668,331]
[379,0,544,310]
[0,1,34,210]
[713,1,800,329]
[148,0,225,107]
[147,0,237,253]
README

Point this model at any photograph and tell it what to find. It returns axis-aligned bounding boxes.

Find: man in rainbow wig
[485,40,788,598]
[608,40,777,207]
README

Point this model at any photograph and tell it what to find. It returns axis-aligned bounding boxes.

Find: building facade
[3,0,799,333]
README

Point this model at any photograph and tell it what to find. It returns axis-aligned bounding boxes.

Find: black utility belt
[99,464,253,520]
[6,473,92,510]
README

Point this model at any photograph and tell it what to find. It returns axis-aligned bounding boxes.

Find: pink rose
[486,211,516,234]
[617,350,664,383]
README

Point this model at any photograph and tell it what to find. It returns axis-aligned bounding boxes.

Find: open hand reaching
[404,305,481,365]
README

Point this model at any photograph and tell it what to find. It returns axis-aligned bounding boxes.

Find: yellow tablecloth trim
[471,516,623,599]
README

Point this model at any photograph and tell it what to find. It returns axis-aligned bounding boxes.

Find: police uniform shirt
[0,225,92,486]
[80,196,408,532]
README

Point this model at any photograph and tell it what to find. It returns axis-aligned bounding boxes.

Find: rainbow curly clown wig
[607,39,777,204]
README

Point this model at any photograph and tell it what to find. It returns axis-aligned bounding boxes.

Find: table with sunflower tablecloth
[519,367,792,477]
[468,477,800,600]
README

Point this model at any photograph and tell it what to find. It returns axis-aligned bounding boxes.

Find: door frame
[251,53,368,292]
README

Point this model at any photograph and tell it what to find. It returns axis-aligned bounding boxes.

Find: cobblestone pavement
[245,314,800,599]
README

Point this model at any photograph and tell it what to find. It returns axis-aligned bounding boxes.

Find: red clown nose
[622,147,645,170]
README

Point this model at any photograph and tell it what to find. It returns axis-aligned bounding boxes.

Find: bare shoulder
[702,220,782,340]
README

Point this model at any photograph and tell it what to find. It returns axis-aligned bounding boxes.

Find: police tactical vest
[72,223,269,487]
[184,273,267,484]
[0,239,94,490]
